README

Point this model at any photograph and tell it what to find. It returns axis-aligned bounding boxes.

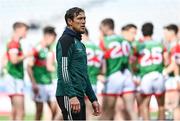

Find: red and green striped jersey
[83,41,103,85]
[6,40,24,79]
[99,35,131,76]
[32,44,52,84]
[135,40,165,77]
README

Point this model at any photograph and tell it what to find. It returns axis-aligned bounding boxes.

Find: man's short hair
[141,22,154,36]
[13,22,29,30]
[121,24,137,31]
[43,26,57,36]
[164,24,178,35]
[101,18,114,30]
[65,7,84,26]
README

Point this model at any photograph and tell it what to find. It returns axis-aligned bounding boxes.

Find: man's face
[70,12,86,33]
[99,24,109,36]
[123,28,137,41]
[44,34,56,47]
[164,29,174,41]
[16,26,28,38]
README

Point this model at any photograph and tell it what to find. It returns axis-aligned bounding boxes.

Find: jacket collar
[63,27,82,40]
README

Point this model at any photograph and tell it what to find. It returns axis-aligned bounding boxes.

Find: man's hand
[92,101,101,116]
[133,76,141,87]
[32,83,39,96]
[24,51,34,59]
[69,97,80,113]
[97,75,106,83]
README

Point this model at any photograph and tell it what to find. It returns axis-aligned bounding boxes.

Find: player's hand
[134,79,140,86]
[133,76,140,86]
[92,101,101,116]
[32,83,39,96]
[24,51,34,59]
[97,75,106,83]
[162,69,168,76]
[69,97,80,113]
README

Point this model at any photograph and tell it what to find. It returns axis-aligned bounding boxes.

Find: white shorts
[33,84,56,102]
[91,84,97,94]
[103,69,135,95]
[140,71,165,95]
[5,74,24,96]
[96,80,104,94]
[165,77,179,91]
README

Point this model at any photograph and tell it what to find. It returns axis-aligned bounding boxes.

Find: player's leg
[86,84,97,120]
[155,94,165,120]
[35,102,43,120]
[33,84,45,120]
[136,90,143,119]
[47,84,63,120]
[153,72,166,120]
[134,76,143,119]
[47,100,61,120]
[165,77,179,113]
[10,95,25,120]
[174,103,180,121]
[141,95,151,120]
[122,92,136,120]
[100,95,117,120]
[7,76,25,120]
[139,72,154,120]
[122,69,137,120]
[100,71,123,120]
[114,97,124,120]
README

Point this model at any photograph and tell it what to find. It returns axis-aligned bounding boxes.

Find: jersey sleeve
[8,41,19,54]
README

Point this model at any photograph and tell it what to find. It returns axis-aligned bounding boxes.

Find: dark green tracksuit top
[56,27,97,103]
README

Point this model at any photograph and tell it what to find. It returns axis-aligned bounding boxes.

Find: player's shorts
[33,83,56,102]
[133,75,141,92]
[96,80,104,94]
[165,76,179,91]
[103,69,135,96]
[91,84,97,94]
[5,74,24,96]
[140,71,165,95]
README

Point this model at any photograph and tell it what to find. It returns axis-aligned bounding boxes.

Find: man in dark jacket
[56,7,101,120]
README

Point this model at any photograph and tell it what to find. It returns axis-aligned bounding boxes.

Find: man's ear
[67,18,73,26]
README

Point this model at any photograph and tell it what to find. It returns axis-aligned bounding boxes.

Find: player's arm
[8,48,33,64]
[162,49,177,76]
[8,48,25,64]
[97,59,106,83]
[27,57,39,95]
[46,51,56,72]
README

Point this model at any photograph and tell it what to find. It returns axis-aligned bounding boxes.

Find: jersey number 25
[140,47,163,67]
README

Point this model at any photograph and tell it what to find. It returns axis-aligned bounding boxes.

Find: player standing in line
[46,42,63,120]
[5,22,31,120]
[113,24,138,120]
[27,26,59,120]
[163,24,180,119]
[99,18,136,120]
[81,28,105,120]
[135,23,166,120]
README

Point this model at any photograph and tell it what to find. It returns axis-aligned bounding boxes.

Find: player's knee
[16,109,25,118]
